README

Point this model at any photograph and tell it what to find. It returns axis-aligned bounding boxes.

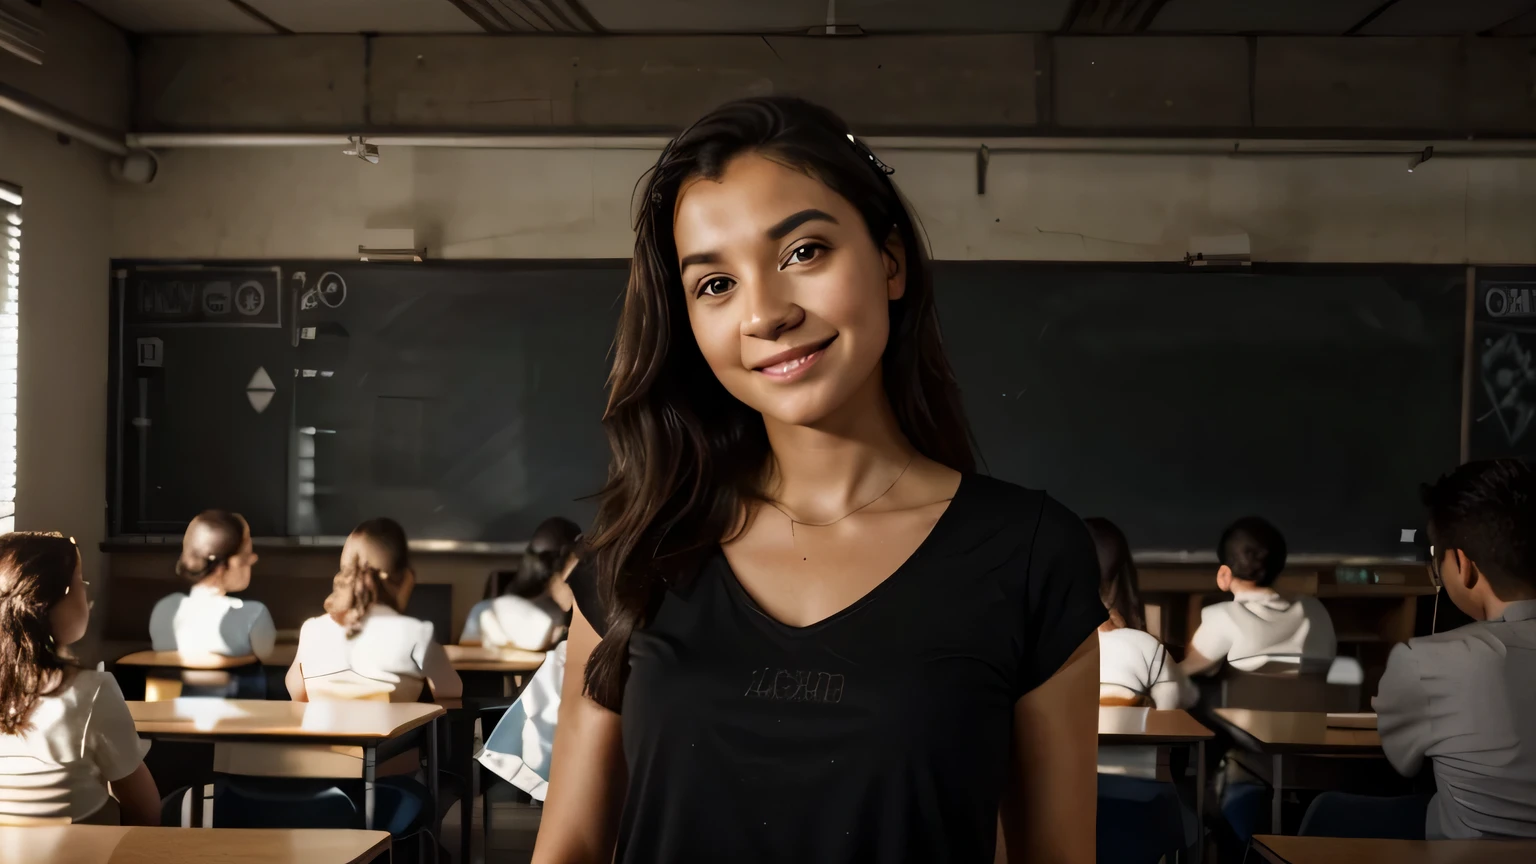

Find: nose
[739,274,805,342]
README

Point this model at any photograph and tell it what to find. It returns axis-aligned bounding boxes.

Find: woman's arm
[284,658,308,701]
[421,640,464,700]
[109,762,161,826]
[248,604,277,661]
[531,607,627,864]
[1000,634,1099,864]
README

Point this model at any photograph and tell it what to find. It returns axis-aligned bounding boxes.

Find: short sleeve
[247,602,277,660]
[566,560,606,637]
[460,599,491,643]
[411,619,436,671]
[1376,642,1432,777]
[1016,497,1107,697]
[84,673,150,782]
[148,595,178,651]
[1189,604,1235,664]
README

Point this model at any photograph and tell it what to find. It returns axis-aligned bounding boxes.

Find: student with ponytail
[285,518,461,703]
[534,96,1104,864]
[0,532,160,824]
[461,516,581,650]
[149,510,275,661]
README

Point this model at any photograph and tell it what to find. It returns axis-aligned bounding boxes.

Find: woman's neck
[192,576,226,596]
[761,371,915,522]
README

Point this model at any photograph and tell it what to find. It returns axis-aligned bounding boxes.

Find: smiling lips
[753,336,836,381]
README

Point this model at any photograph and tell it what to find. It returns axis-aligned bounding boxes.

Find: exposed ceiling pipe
[0,81,128,156]
[125,130,1536,159]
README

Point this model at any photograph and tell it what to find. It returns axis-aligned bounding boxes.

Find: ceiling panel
[840,0,1072,32]
[75,0,271,34]
[1492,7,1536,33]
[1149,0,1383,34]
[1360,0,1535,35]
[579,0,824,32]
[245,0,482,33]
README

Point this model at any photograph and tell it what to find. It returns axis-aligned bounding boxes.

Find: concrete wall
[111,144,1536,264]
[0,0,131,649]
[132,34,1536,136]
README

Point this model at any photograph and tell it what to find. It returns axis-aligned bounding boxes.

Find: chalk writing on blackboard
[1480,331,1536,445]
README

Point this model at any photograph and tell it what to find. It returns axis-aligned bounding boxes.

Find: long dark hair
[1085,517,1146,633]
[325,518,412,638]
[583,96,975,710]
[176,509,246,582]
[0,532,80,734]
[506,517,582,599]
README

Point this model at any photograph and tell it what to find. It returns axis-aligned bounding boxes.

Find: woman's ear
[882,228,906,301]
[1216,564,1233,593]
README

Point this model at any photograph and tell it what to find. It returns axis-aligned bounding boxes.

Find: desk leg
[429,716,441,864]
[1193,741,1206,864]
[364,745,377,831]
[1270,755,1283,834]
[463,713,476,864]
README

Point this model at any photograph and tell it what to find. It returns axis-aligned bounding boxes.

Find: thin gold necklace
[765,455,916,538]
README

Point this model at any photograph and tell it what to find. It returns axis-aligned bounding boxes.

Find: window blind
[1,183,20,533]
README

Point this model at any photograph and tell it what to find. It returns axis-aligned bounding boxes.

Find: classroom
[2,1,1535,863]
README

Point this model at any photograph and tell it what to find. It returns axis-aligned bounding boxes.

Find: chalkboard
[109,261,1465,553]
[110,261,625,541]
[936,264,1464,555]
[1469,267,1536,463]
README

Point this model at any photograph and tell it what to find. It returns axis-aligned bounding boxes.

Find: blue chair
[1298,791,1431,840]
[1098,774,1194,864]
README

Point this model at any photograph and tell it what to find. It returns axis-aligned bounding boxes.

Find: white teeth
[766,353,814,375]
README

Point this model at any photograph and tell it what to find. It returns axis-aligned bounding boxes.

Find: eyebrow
[678,208,840,272]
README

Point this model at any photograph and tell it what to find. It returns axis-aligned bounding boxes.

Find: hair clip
[846,133,895,177]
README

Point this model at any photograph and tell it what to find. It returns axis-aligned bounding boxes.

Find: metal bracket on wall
[977,145,990,195]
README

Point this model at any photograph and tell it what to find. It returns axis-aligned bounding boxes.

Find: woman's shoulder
[1099,626,1165,656]
[959,474,1085,536]
[150,592,188,613]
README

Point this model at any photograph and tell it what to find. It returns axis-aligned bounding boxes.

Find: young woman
[1086,517,1195,712]
[534,97,1105,864]
[0,532,160,824]
[285,518,461,703]
[461,517,580,650]
[149,510,275,660]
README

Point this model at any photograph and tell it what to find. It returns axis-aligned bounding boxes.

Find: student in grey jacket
[1331,459,1536,841]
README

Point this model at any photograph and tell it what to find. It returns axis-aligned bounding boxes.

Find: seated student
[285,517,461,704]
[1088,517,1197,712]
[1087,518,1197,864]
[1180,516,1336,677]
[149,509,275,660]
[0,532,160,825]
[460,517,580,650]
[1361,459,1536,840]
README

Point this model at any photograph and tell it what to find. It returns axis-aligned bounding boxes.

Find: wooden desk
[116,650,258,670]
[1251,834,1536,864]
[1099,707,1214,864]
[129,699,443,832]
[445,644,546,672]
[0,825,389,864]
[1215,709,1384,834]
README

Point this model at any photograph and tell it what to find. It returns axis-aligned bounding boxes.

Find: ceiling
[74,0,1536,35]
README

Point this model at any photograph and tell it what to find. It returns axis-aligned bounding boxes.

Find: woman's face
[221,518,258,593]
[674,152,904,429]
[50,556,89,647]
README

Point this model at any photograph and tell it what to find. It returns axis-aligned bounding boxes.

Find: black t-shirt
[569,473,1105,864]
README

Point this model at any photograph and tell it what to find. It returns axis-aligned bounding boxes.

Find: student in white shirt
[0,532,159,825]
[460,517,580,650]
[1086,518,1197,863]
[285,517,461,704]
[1180,516,1336,677]
[148,510,275,660]
[1087,517,1197,712]
[1328,459,1536,841]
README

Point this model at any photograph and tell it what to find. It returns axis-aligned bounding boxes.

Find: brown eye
[786,244,824,266]
[698,277,735,298]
